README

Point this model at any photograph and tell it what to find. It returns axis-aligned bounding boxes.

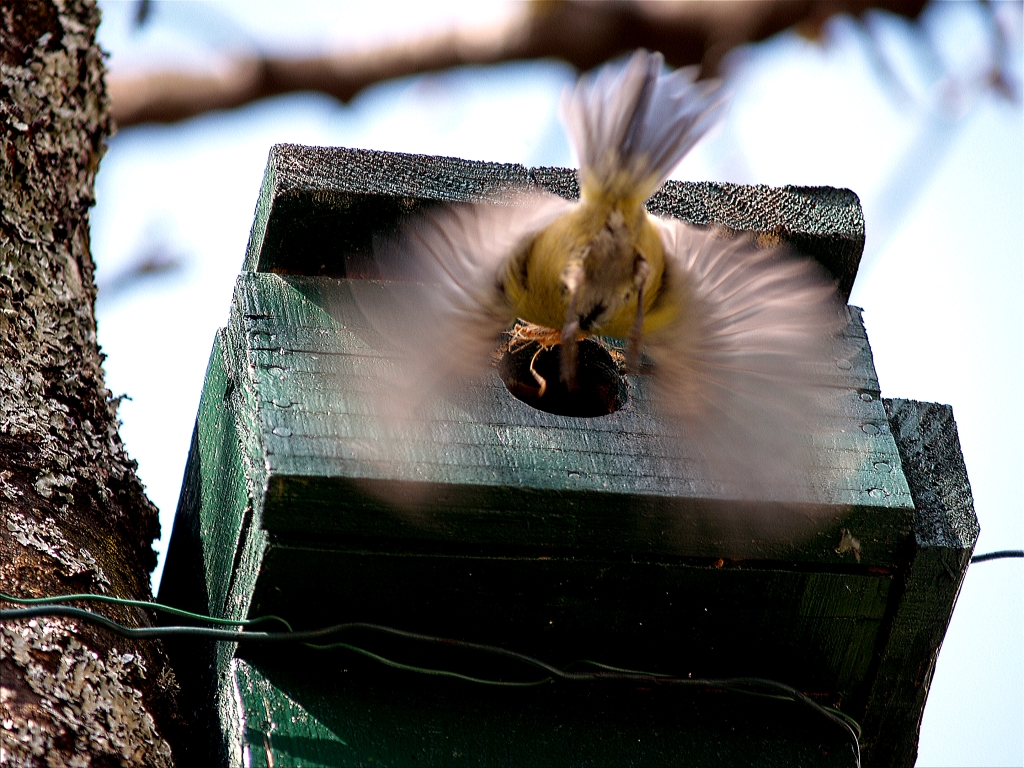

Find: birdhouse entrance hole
[497,337,626,417]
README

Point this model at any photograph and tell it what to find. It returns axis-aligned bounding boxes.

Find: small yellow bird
[359,50,841,492]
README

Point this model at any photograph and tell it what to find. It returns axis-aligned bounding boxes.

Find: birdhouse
[158,144,978,768]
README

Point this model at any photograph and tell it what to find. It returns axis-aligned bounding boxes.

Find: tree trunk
[1,1,177,764]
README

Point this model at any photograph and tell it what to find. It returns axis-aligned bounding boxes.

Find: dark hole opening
[497,337,627,418]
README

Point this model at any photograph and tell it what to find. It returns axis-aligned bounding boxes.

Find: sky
[91,2,1022,765]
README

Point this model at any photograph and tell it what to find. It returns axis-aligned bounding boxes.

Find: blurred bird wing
[560,50,727,201]
[645,217,845,498]
[354,192,573,418]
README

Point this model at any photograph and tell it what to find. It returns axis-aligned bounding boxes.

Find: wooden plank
[859,400,979,768]
[247,546,890,694]
[155,332,262,766]
[229,656,860,767]
[219,272,914,564]
[251,394,900,497]
[260,474,910,566]
[157,331,251,619]
[244,145,532,276]
[258,455,901,512]
[245,145,864,302]
[257,438,901,499]
[226,273,907,480]
[249,399,898,461]
[231,274,877,389]
[240,343,879,414]
[251,398,898,462]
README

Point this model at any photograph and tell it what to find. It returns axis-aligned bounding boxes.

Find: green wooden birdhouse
[158,144,978,768]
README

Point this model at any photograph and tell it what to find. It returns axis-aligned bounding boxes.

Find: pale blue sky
[92,3,1022,765]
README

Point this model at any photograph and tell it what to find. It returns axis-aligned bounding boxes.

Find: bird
[349,49,844,500]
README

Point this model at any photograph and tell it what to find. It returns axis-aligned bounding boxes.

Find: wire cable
[11,544,1020,766]
[971,550,1023,563]
[0,601,862,765]
[306,639,552,687]
[0,591,293,630]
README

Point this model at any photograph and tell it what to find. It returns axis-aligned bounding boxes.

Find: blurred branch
[109,0,931,127]
[96,243,185,301]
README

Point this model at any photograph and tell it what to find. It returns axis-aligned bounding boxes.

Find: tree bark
[1,0,177,764]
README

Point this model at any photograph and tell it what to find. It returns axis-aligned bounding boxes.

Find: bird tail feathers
[560,50,727,205]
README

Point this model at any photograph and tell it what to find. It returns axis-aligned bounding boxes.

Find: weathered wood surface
[250,545,891,695]
[157,145,977,768]
[226,657,860,768]
[227,272,913,564]
[859,399,978,768]
[245,144,865,300]
[158,281,906,764]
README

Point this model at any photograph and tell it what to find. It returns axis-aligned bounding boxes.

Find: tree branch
[109,0,929,127]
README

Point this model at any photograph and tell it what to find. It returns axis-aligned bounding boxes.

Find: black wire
[14,544,1022,766]
[0,603,861,765]
[0,591,293,630]
[971,550,1024,563]
[0,606,420,643]
[10,546,1021,762]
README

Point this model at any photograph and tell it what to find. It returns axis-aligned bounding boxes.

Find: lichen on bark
[1,621,172,766]
[1,0,177,764]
